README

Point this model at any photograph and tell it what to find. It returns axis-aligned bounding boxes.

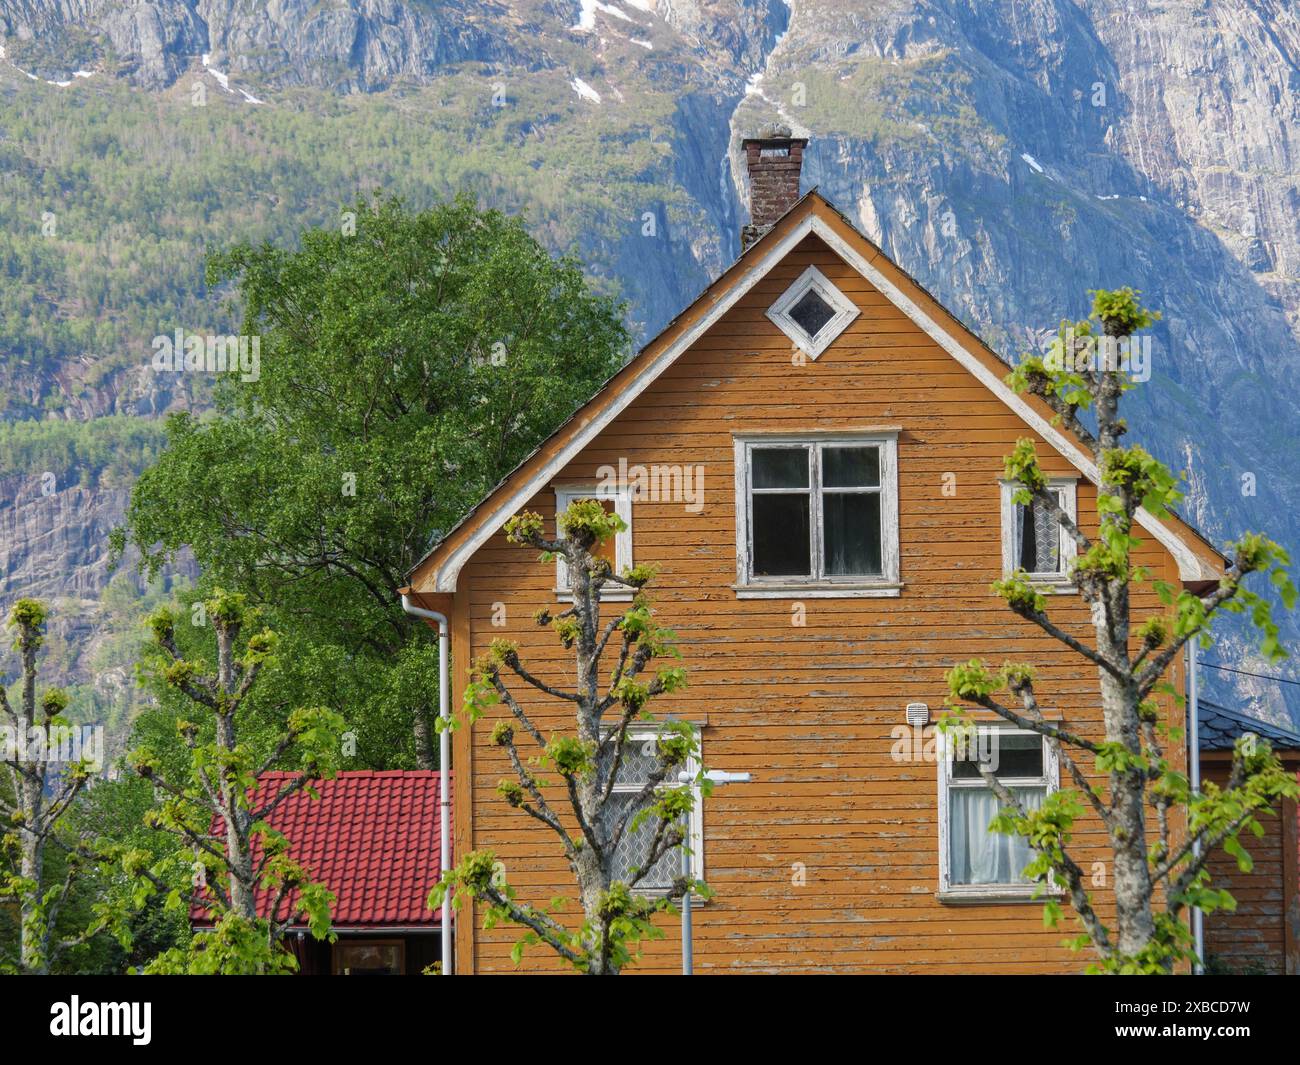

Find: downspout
[1188,638,1204,973]
[401,593,452,975]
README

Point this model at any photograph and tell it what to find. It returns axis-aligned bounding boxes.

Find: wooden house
[402,129,1267,974]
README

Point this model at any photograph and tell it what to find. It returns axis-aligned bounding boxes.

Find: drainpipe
[1188,638,1204,973]
[401,593,452,975]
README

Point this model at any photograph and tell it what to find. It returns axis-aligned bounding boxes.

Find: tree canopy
[114,196,629,767]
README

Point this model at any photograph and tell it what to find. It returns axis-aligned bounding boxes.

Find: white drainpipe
[401,593,452,975]
[1188,638,1204,972]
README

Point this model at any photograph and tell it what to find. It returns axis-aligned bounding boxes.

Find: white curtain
[950,786,1044,885]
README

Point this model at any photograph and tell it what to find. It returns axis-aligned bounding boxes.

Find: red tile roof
[196,770,449,929]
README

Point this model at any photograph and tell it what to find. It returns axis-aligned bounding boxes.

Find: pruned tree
[111,590,346,974]
[0,600,98,974]
[943,287,1299,973]
[432,500,702,974]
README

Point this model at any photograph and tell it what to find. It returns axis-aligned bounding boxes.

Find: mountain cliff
[2,0,1298,729]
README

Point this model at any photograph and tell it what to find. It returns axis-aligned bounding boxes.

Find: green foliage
[544,736,596,780]
[441,503,699,972]
[752,51,1005,162]
[141,913,299,975]
[1090,287,1160,336]
[557,498,627,546]
[992,572,1047,614]
[113,196,627,766]
[7,598,49,649]
[0,63,685,423]
[970,288,1297,973]
[0,416,167,487]
[102,596,344,972]
[1002,438,1048,495]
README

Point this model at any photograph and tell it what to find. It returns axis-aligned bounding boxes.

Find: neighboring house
[194,771,448,974]
[403,128,1241,974]
[1198,703,1300,975]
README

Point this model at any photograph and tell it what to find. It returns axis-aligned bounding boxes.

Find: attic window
[554,484,633,602]
[766,266,860,359]
[788,289,836,337]
[999,478,1078,589]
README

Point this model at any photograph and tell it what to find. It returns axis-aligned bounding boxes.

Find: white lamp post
[679,768,750,975]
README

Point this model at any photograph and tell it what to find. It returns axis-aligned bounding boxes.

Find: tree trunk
[19,833,46,975]
[414,708,435,770]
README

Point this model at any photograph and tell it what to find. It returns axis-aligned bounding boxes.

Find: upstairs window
[766,266,860,359]
[1000,479,1077,585]
[733,433,900,596]
[554,484,633,601]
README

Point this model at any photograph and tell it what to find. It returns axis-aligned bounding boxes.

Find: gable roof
[1199,701,1300,752]
[196,771,448,929]
[408,190,1226,594]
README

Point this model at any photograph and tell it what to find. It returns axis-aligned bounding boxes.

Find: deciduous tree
[945,288,1299,973]
[0,600,97,975]
[112,590,345,974]
[113,196,628,768]
[433,501,701,974]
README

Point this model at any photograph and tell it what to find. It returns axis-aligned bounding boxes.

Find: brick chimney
[741,124,808,251]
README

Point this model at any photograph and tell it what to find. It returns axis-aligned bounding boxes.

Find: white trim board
[426,209,1219,591]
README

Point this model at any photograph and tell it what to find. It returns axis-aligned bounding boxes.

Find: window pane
[611,735,658,787]
[823,446,879,488]
[822,492,882,576]
[752,494,811,576]
[1013,492,1062,573]
[336,942,404,975]
[788,288,836,338]
[607,792,681,890]
[949,785,1044,885]
[752,448,809,489]
[952,732,1044,779]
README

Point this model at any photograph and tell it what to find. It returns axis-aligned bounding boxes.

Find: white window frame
[609,725,704,896]
[732,431,901,598]
[765,265,861,359]
[554,484,633,602]
[936,725,1060,902]
[1000,477,1078,591]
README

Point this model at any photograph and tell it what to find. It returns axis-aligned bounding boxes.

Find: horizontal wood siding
[1202,763,1299,975]
[456,235,1186,974]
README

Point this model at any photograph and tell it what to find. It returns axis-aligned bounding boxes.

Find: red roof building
[196,770,450,975]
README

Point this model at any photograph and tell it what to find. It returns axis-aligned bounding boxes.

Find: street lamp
[679,768,750,975]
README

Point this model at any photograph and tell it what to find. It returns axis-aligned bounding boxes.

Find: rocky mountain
[2,0,1298,730]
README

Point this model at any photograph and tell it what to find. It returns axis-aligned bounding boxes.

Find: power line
[1200,661,1300,689]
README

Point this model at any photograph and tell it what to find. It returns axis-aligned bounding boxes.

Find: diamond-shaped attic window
[788,289,836,338]
[766,266,860,359]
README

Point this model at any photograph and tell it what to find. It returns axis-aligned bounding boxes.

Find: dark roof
[195,771,449,929]
[1198,701,1300,752]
